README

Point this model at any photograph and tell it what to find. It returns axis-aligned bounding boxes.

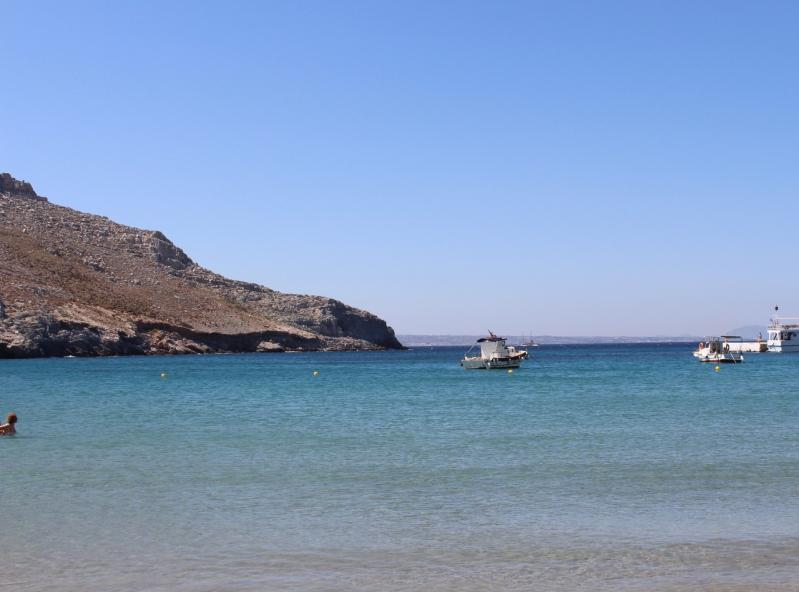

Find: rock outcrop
[0,173,46,201]
[0,173,402,357]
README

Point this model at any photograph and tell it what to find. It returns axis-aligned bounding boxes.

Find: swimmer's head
[7,413,17,425]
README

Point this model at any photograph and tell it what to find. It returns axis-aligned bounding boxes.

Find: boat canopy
[477,331,504,343]
[769,316,799,329]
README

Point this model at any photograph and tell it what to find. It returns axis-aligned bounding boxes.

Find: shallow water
[2,344,799,591]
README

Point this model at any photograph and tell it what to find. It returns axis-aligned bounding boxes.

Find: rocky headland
[0,173,402,357]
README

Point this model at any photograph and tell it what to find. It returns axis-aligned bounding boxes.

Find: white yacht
[461,331,528,369]
[767,310,799,352]
[693,336,744,364]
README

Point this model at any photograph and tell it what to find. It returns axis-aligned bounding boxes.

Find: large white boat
[693,336,744,363]
[461,332,528,369]
[767,310,799,352]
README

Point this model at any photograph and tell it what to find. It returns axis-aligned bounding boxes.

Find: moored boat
[521,330,540,348]
[767,307,799,352]
[461,331,528,369]
[693,336,744,363]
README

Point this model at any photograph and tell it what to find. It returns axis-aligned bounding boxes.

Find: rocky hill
[0,173,402,357]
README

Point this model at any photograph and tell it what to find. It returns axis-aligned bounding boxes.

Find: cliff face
[0,174,402,357]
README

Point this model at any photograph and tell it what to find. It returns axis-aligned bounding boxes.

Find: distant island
[0,173,402,357]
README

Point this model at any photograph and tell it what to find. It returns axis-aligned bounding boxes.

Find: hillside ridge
[0,173,402,357]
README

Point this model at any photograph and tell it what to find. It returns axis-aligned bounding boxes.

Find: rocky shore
[0,173,402,357]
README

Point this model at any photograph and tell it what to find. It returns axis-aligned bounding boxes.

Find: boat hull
[693,339,744,364]
[697,357,743,364]
[767,342,799,353]
[693,352,744,363]
[461,357,522,370]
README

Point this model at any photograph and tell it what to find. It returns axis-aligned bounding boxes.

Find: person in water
[0,413,18,435]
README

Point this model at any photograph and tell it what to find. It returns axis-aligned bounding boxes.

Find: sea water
[2,344,799,591]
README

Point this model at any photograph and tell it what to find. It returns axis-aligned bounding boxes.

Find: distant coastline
[397,335,704,347]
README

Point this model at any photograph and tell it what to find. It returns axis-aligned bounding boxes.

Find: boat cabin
[476,333,512,360]
[767,316,799,352]
[768,329,797,341]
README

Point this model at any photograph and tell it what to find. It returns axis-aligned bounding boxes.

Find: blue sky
[3,1,797,335]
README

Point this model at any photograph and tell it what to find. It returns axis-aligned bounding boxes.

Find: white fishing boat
[461,331,528,369]
[766,306,799,352]
[693,336,744,363]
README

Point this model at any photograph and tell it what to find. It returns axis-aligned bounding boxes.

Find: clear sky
[3,1,798,335]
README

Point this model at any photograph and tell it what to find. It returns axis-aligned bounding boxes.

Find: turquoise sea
[2,344,799,591]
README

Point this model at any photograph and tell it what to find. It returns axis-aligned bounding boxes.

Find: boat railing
[769,317,799,329]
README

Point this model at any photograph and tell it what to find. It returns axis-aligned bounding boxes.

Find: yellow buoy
[313,370,320,377]
[160,372,168,379]
[508,369,513,374]
[714,366,720,372]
